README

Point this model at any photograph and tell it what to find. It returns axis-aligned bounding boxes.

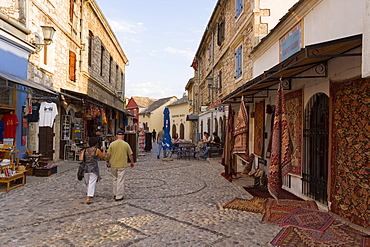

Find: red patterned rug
[284,88,303,176]
[244,186,303,201]
[280,208,335,232]
[262,198,318,225]
[271,221,370,247]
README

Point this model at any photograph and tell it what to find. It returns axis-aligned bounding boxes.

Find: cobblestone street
[0,144,280,246]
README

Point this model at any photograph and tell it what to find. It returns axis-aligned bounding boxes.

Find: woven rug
[271,221,370,247]
[280,208,335,232]
[244,186,303,200]
[262,198,318,225]
[222,197,266,213]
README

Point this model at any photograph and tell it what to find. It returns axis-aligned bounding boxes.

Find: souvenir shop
[0,71,59,191]
[59,90,127,162]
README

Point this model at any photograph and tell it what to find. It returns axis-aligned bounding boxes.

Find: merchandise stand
[0,171,25,192]
[0,145,23,192]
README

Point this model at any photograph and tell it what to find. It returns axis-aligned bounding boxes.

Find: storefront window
[0,79,15,107]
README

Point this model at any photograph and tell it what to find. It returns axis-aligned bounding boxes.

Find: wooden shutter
[69,50,76,81]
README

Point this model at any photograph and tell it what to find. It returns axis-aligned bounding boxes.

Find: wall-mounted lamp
[33,25,56,53]
[207,77,219,91]
[116,91,123,98]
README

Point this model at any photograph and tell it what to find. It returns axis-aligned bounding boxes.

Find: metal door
[302,93,329,204]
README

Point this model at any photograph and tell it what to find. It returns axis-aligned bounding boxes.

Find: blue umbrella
[162,107,172,151]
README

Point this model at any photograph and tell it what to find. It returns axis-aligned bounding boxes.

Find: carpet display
[233,96,249,154]
[268,81,293,200]
[222,197,266,213]
[271,221,370,247]
[222,104,236,177]
[244,186,303,201]
[262,198,318,225]
[254,100,265,157]
[330,78,370,229]
[280,208,334,232]
[284,88,303,176]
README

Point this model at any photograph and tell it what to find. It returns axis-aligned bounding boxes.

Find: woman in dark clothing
[79,137,106,204]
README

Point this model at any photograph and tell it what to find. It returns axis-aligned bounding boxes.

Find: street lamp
[33,25,56,53]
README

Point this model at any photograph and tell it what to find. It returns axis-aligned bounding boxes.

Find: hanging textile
[138,131,145,152]
[144,132,152,151]
[254,100,265,157]
[39,101,58,127]
[233,96,249,155]
[222,105,236,178]
[268,80,293,200]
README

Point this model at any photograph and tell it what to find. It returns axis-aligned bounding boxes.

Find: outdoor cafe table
[176,143,197,160]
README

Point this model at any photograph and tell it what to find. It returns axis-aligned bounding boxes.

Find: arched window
[172,124,177,138]
[180,123,185,139]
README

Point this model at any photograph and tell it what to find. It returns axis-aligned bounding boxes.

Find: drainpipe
[206,26,214,134]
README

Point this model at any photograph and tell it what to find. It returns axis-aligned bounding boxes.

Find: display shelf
[0,172,25,192]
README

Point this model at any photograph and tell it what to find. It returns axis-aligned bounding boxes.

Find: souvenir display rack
[0,145,23,192]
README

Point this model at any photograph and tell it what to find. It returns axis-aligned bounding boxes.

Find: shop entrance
[302,93,329,204]
[39,127,54,159]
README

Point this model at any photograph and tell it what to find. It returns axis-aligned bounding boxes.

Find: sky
[94,0,217,100]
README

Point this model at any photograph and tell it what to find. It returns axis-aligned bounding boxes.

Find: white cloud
[126,80,183,99]
[107,18,146,34]
[163,46,193,60]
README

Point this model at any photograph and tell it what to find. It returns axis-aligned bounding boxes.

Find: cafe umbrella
[162,107,172,154]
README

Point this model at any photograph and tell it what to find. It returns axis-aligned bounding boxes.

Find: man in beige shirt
[107,130,134,201]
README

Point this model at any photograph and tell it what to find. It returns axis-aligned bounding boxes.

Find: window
[100,45,105,76]
[235,0,243,18]
[235,45,242,79]
[217,20,225,46]
[69,0,75,22]
[43,45,48,65]
[218,70,222,92]
[116,65,119,87]
[88,31,93,66]
[109,56,112,83]
[69,50,76,81]
[208,44,212,62]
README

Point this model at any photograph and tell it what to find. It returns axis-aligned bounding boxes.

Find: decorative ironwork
[302,93,329,204]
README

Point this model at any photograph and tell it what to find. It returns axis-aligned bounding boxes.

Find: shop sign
[206,99,222,111]
[279,21,303,62]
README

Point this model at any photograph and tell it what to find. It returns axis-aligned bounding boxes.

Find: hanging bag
[77,150,85,181]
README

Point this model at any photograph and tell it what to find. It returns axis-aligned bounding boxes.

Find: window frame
[69,50,76,82]
[217,20,225,46]
[235,45,242,79]
[235,0,243,19]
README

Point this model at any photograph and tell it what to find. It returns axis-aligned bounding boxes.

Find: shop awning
[222,34,362,103]
[0,70,58,96]
[186,115,199,121]
[61,88,129,115]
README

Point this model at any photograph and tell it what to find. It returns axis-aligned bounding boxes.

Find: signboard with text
[279,22,303,62]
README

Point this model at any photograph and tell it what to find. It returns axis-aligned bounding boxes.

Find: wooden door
[39,127,55,159]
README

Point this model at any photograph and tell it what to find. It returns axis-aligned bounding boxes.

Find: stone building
[190,0,370,230]
[138,96,178,135]
[0,0,128,161]
[188,0,297,150]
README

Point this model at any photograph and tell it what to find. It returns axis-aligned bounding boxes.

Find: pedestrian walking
[156,127,167,159]
[79,136,106,204]
[106,130,135,201]
[152,129,156,142]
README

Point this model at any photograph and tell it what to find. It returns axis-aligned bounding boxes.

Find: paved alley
[0,143,280,246]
